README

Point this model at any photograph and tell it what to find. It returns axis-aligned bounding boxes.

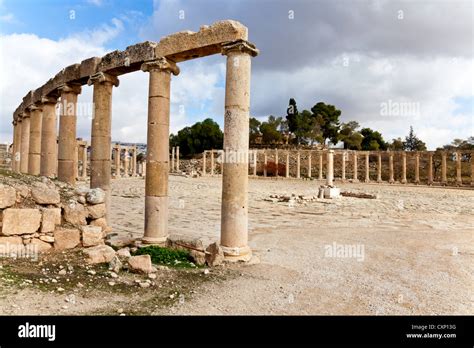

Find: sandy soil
[1,175,472,315]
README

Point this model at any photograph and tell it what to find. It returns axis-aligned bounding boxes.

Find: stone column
[27,104,43,175]
[88,73,119,221]
[220,40,258,261]
[40,96,58,177]
[456,152,462,185]
[263,151,267,177]
[286,152,290,178]
[427,152,433,185]
[74,141,79,180]
[364,152,370,183]
[275,149,279,177]
[377,153,382,182]
[388,152,394,183]
[114,145,121,178]
[441,152,447,184]
[401,151,407,184]
[296,151,301,179]
[20,112,30,173]
[210,150,215,176]
[253,150,257,176]
[176,146,180,172]
[141,58,179,244]
[202,151,206,175]
[131,147,137,177]
[327,150,334,186]
[171,147,175,173]
[308,152,312,178]
[414,152,420,184]
[341,152,346,181]
[318,153,323,180]
[57,83,81,184]
[13,119,22,172]
[123,148,130,177]
[471,154,474,186]
[81,144,88,179]
[353,152,359,182]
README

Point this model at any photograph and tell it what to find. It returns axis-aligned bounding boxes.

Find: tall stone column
[123,149,130,177]
[132,147,137,177]
[296,151,301,178]
[202,151,207,175]
[210,150,215,176]
[253,150,257,176]
[88,73,119,221]
[456,152,462,185]
[74,141,79,180]
[27,104,43,175]
[263,151,267,177]
[341,152,346,181]
[414,152,420,184]
[286,152,290,178]
[13,119,22,172]
[441,152,447,184]
[364,152,370,183]
[388,152,394,183]
[401,151,407,184]
[308,152,312,178]
[171,147,175,173]
[318,153,323,180]
[114,146,121,178]
[141,58,179,244]
[176,146,180,172]
[377,153,382,182]
[353,152,359,182]
[427,152,433,185]
[57,83,81,184]
[327,150,334,186]
[20,112,30,173]
[81,144,88,179]
[275,149,279,177]
[220,40,258,261]
[40,96,58,177]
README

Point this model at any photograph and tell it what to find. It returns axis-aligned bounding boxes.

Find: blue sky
[0,0,472,148]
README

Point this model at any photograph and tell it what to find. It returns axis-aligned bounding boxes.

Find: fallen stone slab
[128,255,153,274]
[83,245,116,264]
[341,191,378,199]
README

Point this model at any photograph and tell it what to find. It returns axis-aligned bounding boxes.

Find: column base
[376,179,383,183]
[141,235,168,245]
[389,179,395,184]
[220,245,252,262]
[352,179,359,183]
[401,179,407,184]
[364,179,370,183]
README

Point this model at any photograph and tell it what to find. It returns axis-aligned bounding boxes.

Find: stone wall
[0,174,108,258]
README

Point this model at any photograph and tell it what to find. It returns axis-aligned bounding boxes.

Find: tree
[310,102,341,146]
[260,115,283,144]
[360,127,388,151]
[286,98,299,135]
[249,117,262,144]
[339,121,362,150]
[403,126,427,151]
[170,118,223,157]
[389,137,404,151]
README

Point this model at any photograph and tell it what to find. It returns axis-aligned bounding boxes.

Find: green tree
[310,102,341,146]
[339,121,362,149]
[360,127,388,150]
[170,118,223,157]
[260,115,283,144]
[286,98,299,135]
[403,126,427,151]
[389,137,404,151]
[249,117,261,144]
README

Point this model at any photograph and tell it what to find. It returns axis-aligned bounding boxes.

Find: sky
[0,0,473,149]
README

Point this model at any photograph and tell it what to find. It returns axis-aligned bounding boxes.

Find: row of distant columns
[113,144,138,178]
[170,146,180,172]
[199,149,473,186]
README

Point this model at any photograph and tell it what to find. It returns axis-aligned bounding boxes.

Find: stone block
[324,187,341,199]
[86,203,106,219]
[81,225,104,247]
[54,228,80,250]
[128,255,153,274]
[83,245,116,264]
[63,201,87,226]
[1,209,41,236]
[0,185,16,209]
[41,208,61,232]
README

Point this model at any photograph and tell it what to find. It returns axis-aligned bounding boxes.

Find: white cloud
[0,13,18,24]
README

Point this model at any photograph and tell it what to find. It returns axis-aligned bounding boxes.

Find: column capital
[58,83,82,95]
[87,72,119,87]
[41,95,58,105]
[27,103,43,112]
[141,57,180,76]
[221,40,259,57]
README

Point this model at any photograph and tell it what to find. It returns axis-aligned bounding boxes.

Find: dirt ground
[1,175,472,315]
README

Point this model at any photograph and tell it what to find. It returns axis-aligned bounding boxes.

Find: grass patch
[133,246,197,268]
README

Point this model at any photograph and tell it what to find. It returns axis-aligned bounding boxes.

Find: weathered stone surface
[31,183,60,204]
[79,57,101,79]
[116,247,131,259]
[86,203,106,219]
[108,255,123,273]
[54,228,80,250]
[128,255,153,274]
[1,209,42,236]
[189,250,206,266]
[63,201,87,226]
[83,245,116,264]
[0,185,16,209]
[90,218,108,232]
[86,188,106,204]
[0,236,25,255]
[39,235,55,243]
[41,208,61,232]
[205,242,224,267]
[81,225,103,247]
[168,234,204,251]
[30,238,52,252]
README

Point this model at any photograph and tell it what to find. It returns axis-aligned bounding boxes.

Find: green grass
[133,246,197,268]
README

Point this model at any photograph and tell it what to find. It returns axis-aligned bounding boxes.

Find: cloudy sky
[0,0,472,149]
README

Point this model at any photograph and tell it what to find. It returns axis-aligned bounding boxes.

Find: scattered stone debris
[341,191,378,199]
